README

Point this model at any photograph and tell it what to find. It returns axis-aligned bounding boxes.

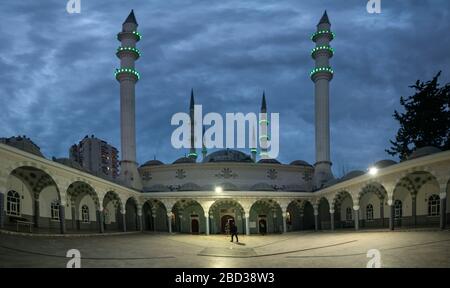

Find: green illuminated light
[188,152,198,157]
[259,119,270,124]
[310,67,334,77]
[311,45,334,57]
[311,30,335,41]
[117,46,141,58]
[132,31,142,41]
[115,68,140,80]
[251,148,257,153]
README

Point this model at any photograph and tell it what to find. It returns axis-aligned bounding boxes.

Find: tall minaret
[259,91,269,159]
[250,126,257,162]
[311,11,335,189]
[116,10,142,190]
[188,89,198,160]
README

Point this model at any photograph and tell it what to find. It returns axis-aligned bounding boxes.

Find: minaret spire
[116,11,142,189]
[202,125,207,160]
[188,89,197,160]
[251,125,257,162]
[311,10,335,189]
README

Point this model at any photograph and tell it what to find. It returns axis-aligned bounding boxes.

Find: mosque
[0,11,448,236]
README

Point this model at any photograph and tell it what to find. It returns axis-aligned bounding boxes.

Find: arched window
[428,195,440,216]
[346,207,352,221]
[51,201,60,221]
[7,190,21,216]
[394,200,402,219]
[81,205,90,223]
[366,204,374,220]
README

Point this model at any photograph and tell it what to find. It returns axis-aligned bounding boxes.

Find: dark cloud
[1,0,449,176]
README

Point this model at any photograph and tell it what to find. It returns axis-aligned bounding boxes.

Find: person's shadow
[234,242,246,246]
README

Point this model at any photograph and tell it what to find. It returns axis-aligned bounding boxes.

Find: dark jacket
[230,225,238,234]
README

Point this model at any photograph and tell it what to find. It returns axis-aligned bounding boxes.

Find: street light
[368,167,378,176]
[215,186,223,193]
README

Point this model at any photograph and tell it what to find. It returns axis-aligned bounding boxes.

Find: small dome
[53,158,85,171]
[250,183,275,191]
[0,136,44,158]
[257,158,281,164]
[203,149,253,163]
[324,178,340,188]
[141,159,164,167]
[340,170,365,182]
[408,146,441,160]
[289,160,312,167]
[173,157,196,164]
[373,159,397,169]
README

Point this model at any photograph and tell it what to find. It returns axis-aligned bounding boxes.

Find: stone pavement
[0,229,449,268]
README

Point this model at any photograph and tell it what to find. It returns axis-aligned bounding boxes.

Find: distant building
[70,135,119,180]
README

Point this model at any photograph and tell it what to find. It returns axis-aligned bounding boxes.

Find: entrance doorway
[259,219,267,234]
[191,218,199,234]
[221,215,234,234]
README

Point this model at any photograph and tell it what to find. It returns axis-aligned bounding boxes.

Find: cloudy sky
[0,0,449,177]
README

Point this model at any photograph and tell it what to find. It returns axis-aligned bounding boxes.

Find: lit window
[81,205,90,223]
[428,195,440,216]
[51,200,60,221]
[7,190,20,216]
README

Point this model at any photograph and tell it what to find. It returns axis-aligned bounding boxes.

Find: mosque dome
[0,136,44,158]
[340,170,365,182]
[141,159,164,167]
[373,159,397,169]
[53,158,85,171]
[173,157,196,164]
[289,160,312,167]
[258,158,281,164]
[408,146,441,160]
[324,178,340,188]
[202,149,253,163]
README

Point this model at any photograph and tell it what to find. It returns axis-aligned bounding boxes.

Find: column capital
[387,199,393,206]
[167,211,173,218]
[329,209,335,214]
[440,192,447,199]
[353,205,360,211]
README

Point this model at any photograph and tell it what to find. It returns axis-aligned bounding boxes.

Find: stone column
[313,205,319,231]
[353,206,360,230]
[245,213,250,236]
[388,200,394,231]
[0,192,5,229]
[97,209,104,233]
[411,194,417,227]
[380,199,385,228]
[71,205,77,231]
[299,213,304,230]
[167,212,173,233]
[330,210,335,231]
[33,197,40,228]
[205,212,210,235]
[179,214,183,233]
[282,212,287,234]
[59,204,66,234]
[152,213,157,232]
[121,211,127,232]
[440,192,447,230]
[137,206,143,232]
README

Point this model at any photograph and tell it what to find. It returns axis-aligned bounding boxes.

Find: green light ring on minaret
[115,68,140,81]
[116,46,141,58]
[311,30,335,42]
[311,46,334,58]
[310,67,334,78]
[117,31,142,42]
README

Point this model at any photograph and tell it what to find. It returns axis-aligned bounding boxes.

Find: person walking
[230,221,239,243]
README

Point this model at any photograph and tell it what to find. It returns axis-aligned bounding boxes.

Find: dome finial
[261,91,267,113]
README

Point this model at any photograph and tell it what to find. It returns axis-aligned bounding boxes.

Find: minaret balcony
[117,30,142,42]
[115,68,140,81]
[311,30,335,42]
[311,45,334,59]
[116,46,141,59]
[310,67,334,81]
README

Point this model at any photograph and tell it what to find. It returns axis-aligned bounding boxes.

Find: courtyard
[0,229,449,268]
